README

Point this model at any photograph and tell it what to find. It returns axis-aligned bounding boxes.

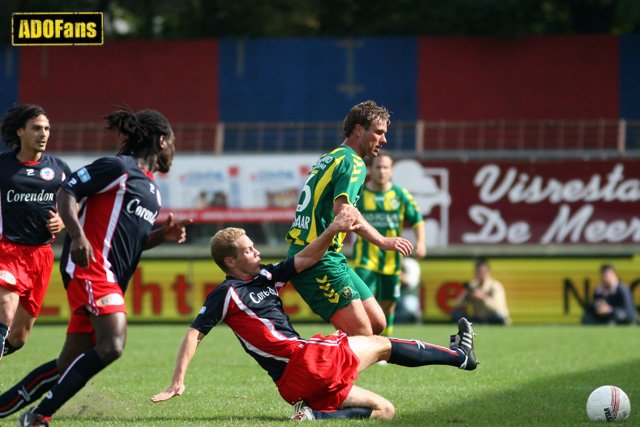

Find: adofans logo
[12,12,103,46]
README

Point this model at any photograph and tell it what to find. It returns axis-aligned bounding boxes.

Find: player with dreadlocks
[0,106,192,427]
[0,104,71,359]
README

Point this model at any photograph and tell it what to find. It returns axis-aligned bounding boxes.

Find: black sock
[3,340,24,356]
[312,407,373,419]
[0,359,60,418]
[388,337,464,367]
[36,349,106,417]
[0,323,9,359]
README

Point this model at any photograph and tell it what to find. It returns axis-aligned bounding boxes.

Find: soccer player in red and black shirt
[152,205,478,421]
[0,104,71,359]
[1,106,192,427]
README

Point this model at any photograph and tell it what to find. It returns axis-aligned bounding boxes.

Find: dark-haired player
[0,104,70,359]
[285,100,413,337]
[152,205,477,421]
[2,106,192,427]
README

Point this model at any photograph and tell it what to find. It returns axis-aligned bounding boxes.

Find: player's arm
[151,327,204,403]
[145,213,194,250]
[46,209,65,234]
[48,160,73,235]
[404,189,427,258]
[413,221,427,258]
[294,204,361,273]
[56,188,94,267]
[334,197,413,256]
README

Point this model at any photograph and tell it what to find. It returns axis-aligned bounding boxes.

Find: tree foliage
[3,0,640,43]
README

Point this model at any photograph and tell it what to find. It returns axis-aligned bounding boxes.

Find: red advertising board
[400,158,640,245]
[418,35,619,120]
[19,40,219,124]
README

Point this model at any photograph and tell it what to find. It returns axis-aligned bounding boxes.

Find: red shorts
[66,278,127,334]
[276,331,360,411]
[0,239,53,317]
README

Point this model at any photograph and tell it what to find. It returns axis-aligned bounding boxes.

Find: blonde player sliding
[152,205,478,421]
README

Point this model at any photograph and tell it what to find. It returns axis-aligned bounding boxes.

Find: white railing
[418,120,623,156]
[46,120,640,157]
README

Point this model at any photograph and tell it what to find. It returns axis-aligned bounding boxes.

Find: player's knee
[99,347,123,364]
[96,341,125,364]
[373,401,395,420]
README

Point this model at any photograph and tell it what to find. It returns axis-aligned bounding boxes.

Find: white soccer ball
[586,385,631,422]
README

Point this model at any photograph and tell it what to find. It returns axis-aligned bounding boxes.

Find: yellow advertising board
[40,256,639,324]
[422,256,639,324]
[41,259,325,323]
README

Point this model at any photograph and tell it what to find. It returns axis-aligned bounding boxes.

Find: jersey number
[296,173,315,212]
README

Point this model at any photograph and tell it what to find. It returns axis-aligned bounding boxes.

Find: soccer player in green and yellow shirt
[286,101,413,336]
[353,152,426,336]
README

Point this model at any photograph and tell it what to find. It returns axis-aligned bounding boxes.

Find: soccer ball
[586,385,631,422]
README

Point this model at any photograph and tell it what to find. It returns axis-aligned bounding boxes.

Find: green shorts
[355,268,400,303]
[288,247,373,322]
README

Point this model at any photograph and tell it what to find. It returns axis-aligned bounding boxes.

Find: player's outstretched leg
[24,348,107,421]
[0,359,60,418]
[385,317,478,370]
[449,317,478,370]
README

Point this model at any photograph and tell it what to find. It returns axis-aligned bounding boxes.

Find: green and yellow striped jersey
[286,145,366,253]
[352,184,424,275]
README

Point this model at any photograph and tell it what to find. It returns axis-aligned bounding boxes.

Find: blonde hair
[210,227,246,272]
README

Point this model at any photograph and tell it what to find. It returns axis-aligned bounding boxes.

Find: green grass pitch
[2,323,637,426]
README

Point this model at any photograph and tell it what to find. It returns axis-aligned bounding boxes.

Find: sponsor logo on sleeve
[77,168,91,183]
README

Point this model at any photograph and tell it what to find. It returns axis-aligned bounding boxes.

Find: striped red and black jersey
[191,257,308,382]
[59,155,162,292]
[0,151,71,245]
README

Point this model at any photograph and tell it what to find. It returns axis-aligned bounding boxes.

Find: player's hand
[380,237,413,256]
[46,210,65,234]
[333,204,361,232]
[161,213,194,244]
[414,243,427,258]
[69,234,95,268]
[151,383,186,403]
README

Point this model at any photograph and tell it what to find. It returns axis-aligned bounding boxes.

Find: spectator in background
[210,191,228,208]
[582,263,637,326]
[352,152,426,336]
[452,258,512,326]
[195,190,210,208]
[395,257,423,325]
